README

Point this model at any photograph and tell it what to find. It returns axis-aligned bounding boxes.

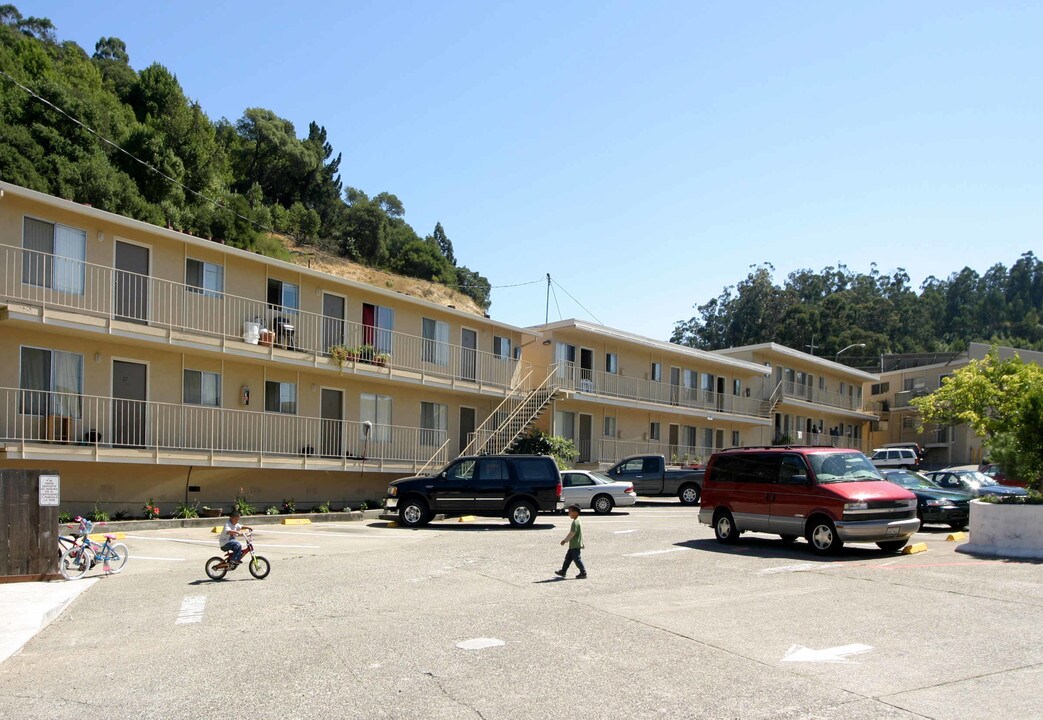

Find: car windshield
[809,453,883,483]
[588,472,614,484]
[886,470,942,490]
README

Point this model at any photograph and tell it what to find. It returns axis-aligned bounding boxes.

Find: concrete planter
[957,499,1043,560]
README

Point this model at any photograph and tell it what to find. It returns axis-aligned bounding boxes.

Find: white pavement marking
[132,556,186,562]
[456,638,505,651]
[624,548,688,557]
[782,644,873,663]
[124,535,319,549]
[175,596,207,625]
[759,563,827,575]
[614,530,639,535]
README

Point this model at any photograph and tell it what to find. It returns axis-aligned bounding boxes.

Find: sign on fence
[38,475,60,506]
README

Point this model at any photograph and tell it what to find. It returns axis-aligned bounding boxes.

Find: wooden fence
[0,469,60,581]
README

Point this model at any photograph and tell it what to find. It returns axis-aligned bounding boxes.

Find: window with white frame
[651,362,662,382]
[360,393,392,443]
[493,336,512,360]
[554,410,576,440]
[186,259,224,297]
[267,278,299,313]
[702,428,714,450]
[603,416,616,437]
[183,370,220,407]
[19,347,83,417]
[264,381,297,414]
[732,379,741,396]
[605,353,618,374]
[22,217,86,294]
[362,303,394,354]
[731,430,740,447]
[649,422,661,441]
[684,425,697,448]
[419,401,448,446]
[422,318,450,365]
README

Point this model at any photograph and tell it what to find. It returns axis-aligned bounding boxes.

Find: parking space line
[124,535,319,549]
[624,548,689,557]
[175,596,207,625]
[133,556,186,562]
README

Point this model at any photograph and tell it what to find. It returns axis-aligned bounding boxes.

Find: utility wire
[551,278,604,325]
[549,282,563,321]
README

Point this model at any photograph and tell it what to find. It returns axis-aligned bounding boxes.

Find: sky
[27,1,1043,344]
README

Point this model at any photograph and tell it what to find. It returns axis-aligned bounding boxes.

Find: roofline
[527,319,770,375]
[0,181,536,336]
[715,342,880,381]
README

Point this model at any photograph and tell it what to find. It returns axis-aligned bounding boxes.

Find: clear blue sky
[30,1,1043,343]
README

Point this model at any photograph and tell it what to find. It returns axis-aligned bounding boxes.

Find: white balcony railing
[556,363,766,418]
[596,439,715,466]
[0,245,523,392]
[0,387,449,470]
[778,380,866,413]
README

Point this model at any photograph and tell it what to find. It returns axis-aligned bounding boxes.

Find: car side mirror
[781,474,809,485]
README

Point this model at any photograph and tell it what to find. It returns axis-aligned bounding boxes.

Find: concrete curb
[62,509,386,533]
[0,579,97,665]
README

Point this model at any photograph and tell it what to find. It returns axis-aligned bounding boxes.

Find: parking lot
[1,503,1041,720]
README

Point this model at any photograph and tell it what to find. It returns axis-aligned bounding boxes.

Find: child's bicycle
[59,519,129,580]
[204,530,270,580]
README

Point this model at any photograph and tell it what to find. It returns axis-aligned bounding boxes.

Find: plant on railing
[88,503,110,523]
[265,506,280,515]
[234,492,256,517]
[281,498,296,514]
[143,498,161,519]
[374,352,391,367]
[358,344,377,362]
[173,501,199,519]
[508,429,579,469]
[58,511,72,524]
[329,344,357,368]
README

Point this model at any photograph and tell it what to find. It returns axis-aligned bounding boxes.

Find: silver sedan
[561,470,637,514]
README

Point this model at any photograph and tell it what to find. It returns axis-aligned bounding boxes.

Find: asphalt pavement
[0,506,1040,720]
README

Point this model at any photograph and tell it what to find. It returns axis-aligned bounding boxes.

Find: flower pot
[201,507,223,518]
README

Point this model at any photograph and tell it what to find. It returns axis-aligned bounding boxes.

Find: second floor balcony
[775,380,869,414]
[0,245,524,394]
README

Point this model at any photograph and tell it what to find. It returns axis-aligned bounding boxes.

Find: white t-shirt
[219,521,242,547]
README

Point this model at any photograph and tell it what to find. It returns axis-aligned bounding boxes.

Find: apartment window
[839,382,846,396]
[422,318,450,366]
[19,347,83,417]
[649,422,661,441]
[22,217,86,294]
[360,393,392,442]
[605,353,618,374]
[420,401,448,446]
[819,376,826,390]
[683,369,697,389]
[732,379,741,396]
[186,259,224,297]
[651,362,662,382]
[264,381,297,414]
[699,372,715,392]
[183,370,220,407]
[362,303,394,354]
[603,416,616,437]
[702,428,714,450]
[870,382,890,395]
[731,431,740,447]
[493,336,512,360]
[267,278,299,313]
[554,410,576,440]
[902,415,914,430]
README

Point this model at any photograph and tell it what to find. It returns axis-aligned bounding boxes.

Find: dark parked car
[383,455,563,528]
[880,469,973,529]
[925,469,1028,498]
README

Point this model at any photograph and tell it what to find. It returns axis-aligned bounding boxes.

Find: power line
[549,282,563,321]
[551,278,603,325]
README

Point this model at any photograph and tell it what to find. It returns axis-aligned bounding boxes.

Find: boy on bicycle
[219,512,253,566]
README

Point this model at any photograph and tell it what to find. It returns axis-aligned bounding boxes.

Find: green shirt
[569,518,583,549]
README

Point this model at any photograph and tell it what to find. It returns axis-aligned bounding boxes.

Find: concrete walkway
[0,579,96,664]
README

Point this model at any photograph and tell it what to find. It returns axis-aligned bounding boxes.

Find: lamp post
[835,343,866,364]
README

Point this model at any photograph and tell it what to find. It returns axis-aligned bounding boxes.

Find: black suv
[383,455,564,528]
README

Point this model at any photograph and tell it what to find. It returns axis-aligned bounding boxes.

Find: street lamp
[835,343,866,364]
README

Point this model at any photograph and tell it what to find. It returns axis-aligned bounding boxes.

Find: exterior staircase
[461,366,559,456]
[760,381,784,417]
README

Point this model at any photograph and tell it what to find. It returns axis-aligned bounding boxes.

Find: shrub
[316,501,331,513]
[58,511,72,524]
[979,490,1043,505]
[281,498,296,514]
[265,506,280,515]
[143,498,161,519]
[112,510,131,520]
[234,493,256,516]
[173,502,199,519]
[508,429,579,469]
[358,501,368,511]
[88,503,110,523]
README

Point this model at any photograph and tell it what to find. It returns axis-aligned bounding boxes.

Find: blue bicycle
[59,519,129,580]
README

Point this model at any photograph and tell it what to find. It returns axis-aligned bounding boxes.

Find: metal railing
[596,439,715,466]
[777,380,866,412]
[0,387,449,470]
[555,363,766,418]
[461,365,559,456]
[0,245,523,392]
[893,388,930,408]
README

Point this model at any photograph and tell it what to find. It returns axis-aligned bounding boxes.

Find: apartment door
[114,240,149,323]
[715,429,725,450]
[459,406,476,454]
[670,367,681,405]
[668,423,680,460]
[716,376,726,411]
[460,328,477,381]
[112,360,146,447]
[320,388,343,458]
[322,293,345,352]
[578,413,592,463]
[579,348,594,388]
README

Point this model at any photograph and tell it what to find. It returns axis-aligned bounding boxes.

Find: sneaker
[553,570,566,578]
[576,573,588,579]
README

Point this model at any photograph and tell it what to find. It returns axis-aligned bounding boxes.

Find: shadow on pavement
[673,537,910,561]
[532,577,566,584]
[368,521,556,532]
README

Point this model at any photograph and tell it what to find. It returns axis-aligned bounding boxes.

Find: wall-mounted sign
[39,475,60,506]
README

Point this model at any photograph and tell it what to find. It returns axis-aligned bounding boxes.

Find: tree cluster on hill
[671,252,1043,359]
[0,6,491,309]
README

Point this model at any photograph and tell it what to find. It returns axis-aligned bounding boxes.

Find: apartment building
[714,343,880,450]
[0,181,533,513]
[865,343,1043,467]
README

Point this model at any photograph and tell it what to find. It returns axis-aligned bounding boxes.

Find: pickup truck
[603,455,705,505]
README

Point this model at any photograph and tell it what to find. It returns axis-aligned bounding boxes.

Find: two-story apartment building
[865,343,1043,467]
[0,181,535,513]
[714,343,880,449]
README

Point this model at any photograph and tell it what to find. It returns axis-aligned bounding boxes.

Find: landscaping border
[65,509,387,533]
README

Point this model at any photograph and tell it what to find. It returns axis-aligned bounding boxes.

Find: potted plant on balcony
[329,344,357,368]
[357,344,377,364]
[373,351,391,367]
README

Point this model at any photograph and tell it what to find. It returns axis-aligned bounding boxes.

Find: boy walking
[555,504,587,579]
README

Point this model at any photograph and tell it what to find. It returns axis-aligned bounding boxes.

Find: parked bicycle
[205,530,270,580]
[59,518,129,580]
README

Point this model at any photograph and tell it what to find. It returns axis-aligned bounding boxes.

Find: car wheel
[713,510,739,544]
[876,539,908,552]
[507,500,536,528]
[399,498,430,528]
[592,494,614,515]
[806,518,843,555]
[949,522,967,531]
[678,484,701,506]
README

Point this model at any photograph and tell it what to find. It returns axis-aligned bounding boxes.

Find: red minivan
[699,447,920,554]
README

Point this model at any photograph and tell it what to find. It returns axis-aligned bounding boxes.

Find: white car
[869,448,920,470]
[561,470,637,514]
